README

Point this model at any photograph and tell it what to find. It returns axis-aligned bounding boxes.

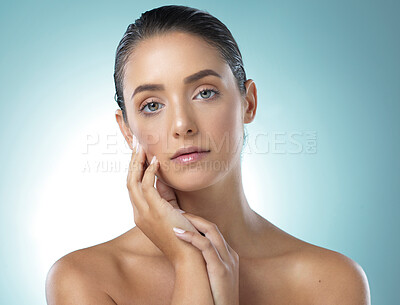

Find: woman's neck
[174,161,265,255]
[127,160,270,259]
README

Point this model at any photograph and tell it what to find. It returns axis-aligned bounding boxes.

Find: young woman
[46,5,370,305]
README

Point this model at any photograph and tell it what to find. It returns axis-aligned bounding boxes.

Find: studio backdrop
[0,0,398,304]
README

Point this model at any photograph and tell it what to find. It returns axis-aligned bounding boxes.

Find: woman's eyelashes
[138,88,220,116]
[140,101,164,114]
[196,88,220,100]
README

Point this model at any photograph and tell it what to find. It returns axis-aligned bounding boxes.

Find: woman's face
[120,31,249,191]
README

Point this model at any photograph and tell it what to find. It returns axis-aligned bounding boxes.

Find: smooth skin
[46,31,371,305]
[127,141,238,305]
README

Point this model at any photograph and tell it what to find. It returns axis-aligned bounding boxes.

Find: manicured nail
[176,209,186,214]
[173,227,185,234]
[135,142,140,153]
[151,155,157,164]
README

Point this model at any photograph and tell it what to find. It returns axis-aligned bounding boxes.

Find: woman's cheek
[213,105,242,155]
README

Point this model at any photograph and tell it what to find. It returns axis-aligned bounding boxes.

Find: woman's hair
[113,4,247,125]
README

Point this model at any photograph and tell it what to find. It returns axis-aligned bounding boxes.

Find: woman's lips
[171,151,210,164]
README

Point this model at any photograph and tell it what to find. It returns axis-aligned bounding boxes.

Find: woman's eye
[139,89,219,116]
[196,89,219,100]
[141,101,163,113]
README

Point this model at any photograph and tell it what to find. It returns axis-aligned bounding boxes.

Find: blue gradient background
[0,0,399,304]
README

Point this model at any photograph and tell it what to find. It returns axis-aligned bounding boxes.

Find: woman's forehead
[123,32,233,93]
[130,31,221,60]
[125,32,228,77]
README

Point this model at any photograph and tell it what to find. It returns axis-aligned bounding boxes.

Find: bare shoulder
[288,241,371,305]
[45,227,165,305]
[45,227,145,305]
[45,241,119,305]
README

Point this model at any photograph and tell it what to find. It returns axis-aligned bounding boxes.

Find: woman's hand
[127,142,201,266]
[173,213,240,305]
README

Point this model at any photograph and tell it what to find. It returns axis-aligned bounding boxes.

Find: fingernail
[173,227,185,234]
[135,142,140,153]
[176,209,186,214]
[150,155,157,164]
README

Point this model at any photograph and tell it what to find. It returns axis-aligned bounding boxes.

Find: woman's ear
[242,79,257,124]
[115,109,137,150]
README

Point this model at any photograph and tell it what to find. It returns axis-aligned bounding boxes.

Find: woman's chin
[156,158,233,191]
[158,170,221,192]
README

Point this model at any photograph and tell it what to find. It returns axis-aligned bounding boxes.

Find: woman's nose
[170,102,198,138]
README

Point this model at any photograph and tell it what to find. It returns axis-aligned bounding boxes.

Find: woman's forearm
[171,254,214,305]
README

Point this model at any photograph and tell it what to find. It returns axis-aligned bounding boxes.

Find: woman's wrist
[172,248,205,270]
[171,251,214,305]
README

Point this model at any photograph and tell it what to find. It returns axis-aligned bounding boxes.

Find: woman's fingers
[156,178,180,210]
[178,213,232,263]
[173,216,240,305]
[141,155,169,211]
[127,143,148,214]
[173,227,226,272]
[128,143,175,216]
[130,143,145,183]
[141,155,158,184]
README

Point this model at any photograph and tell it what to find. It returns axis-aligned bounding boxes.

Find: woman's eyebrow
[130,69,222,101]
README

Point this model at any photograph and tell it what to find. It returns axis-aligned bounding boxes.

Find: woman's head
[114,5,257,191]
[114,5,247,125]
